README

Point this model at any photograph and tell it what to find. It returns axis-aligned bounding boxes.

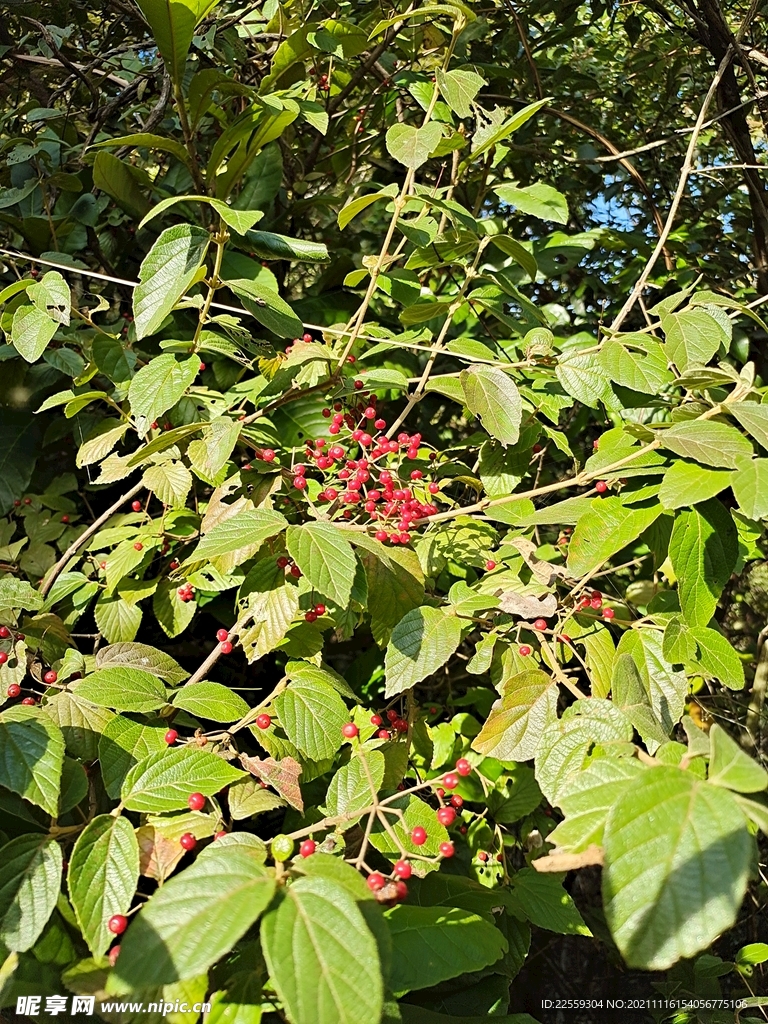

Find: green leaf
[459,365,522,446]
[286,522,358,608]
[11,304,57,362]
[658,460,732,510]
[261,875,383,1024]
[227,777,285,819]
[555,351,615,409]
[121,747,246,812]
[187,416,241,481]
[611,653,668,750]
[171,682,249,723]
[227,277,303,339]
[436,68,486,118]
[353,535,424,641]
[99,714,169,799]
[133,0,222,86]
[74,668,168,713]
[617,629,687,736]
[77,421,129,468]
[598,338,672,394]
[386,123,443,170]
[472,669,558,762]
[28,271,70,325]
[190,508,288,564]
[128,354,201,424]
[657,420,753,469]
[94,592,142,643]
[326,750,385,822]
[488,235,538,279]
[95,642,187,684]
[274,677,348,761]
[730,457,768,519]
[385,904,507,994]
[669,501,737,626]
[708,724,767,793]
[245,230,330,264]
[143,460,193,508]
[548,757,643,852]
[43,691,114,762]
[0,836,62,952]
[92,152,150,219]
[662,616,697,664]
[689,626,745,690]
[338,185,399,230]
[729,402,768,453]
[68,815,140,956]
[509,869,591,935]
[494,182,568,224]
[567,497,663,578]
[384,606,463,698]
[110,848,275,989]
[133,224,209,339]
[661,307,730,371]
[0,577,44,612]
[0,706,65,817]
[369,793,449,861]
[602,766,752,969]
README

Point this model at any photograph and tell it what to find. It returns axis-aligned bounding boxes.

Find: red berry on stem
[256,713,271,730]
[21,697,36,705]
[133,542,143,551]
[0,652,7,665]
[377,729,390,739]
[61,515,70,524]
[603,607,615,619]
[214,830,228,840]
[216,628,229,642]
[439,841,455,858]
[220,640,233,654]
[262,449,276,462]
[179,833,197,851]
[164,729,178,745]
[477,850,489,863]
[132,500,142,512]
[187,792,205,811]
[366,872,385,891]
[393,859,412,879]
[299,839,316,858]
[0,626,8,638]
[108,945,121,966]
[443,772,459,790]
[314,603,326,615]
[371,714,383,726]
[108,915,128,935]
[386,709,399,722]
[437,806,456,826]
[44,670,58,684]
[519,645,531,657]
[595,480,607,494]
[533,618,547,631]
[7,683,21,698]
[411,826,427,846]
[455,758,471,776]
[342,722,359,739]
[485,560,496,570]
[450,794,463,808]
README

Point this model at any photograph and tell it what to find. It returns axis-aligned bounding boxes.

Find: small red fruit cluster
[276,555,302,578]
[177,582,195,603]
[305,603,325,622]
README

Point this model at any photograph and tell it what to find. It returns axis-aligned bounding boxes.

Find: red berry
[187,792,205,811]
[386,709,399,722]
[262,449,276,462]
[455,758,471,776]
[443,773,459,790]
[293,476,307,490]
[393,718,408,734]
[220,641,233,654]
[61,514,70,524]
[256,713,272,730]
[439,842,455,858]
[533,618,547,631]
[108,914,128,935]
[437,806,456,826]
[290,565,302,578]
[519,645,532,656]
[450,794,463,808]
[0,626,9,638]
[411,826,427,846]
[314,603,326,615]
[305,610,317,622]
[216,628,229,642]
[377,728,390,739]
[164,729,178,745]
[428,482,439,494]
[0,652,7,665]
[214,830,228,840]
[603,607,615,619]
[590,596,603,609]
[108,945,121,966]
[485,560,496,570]
[375,530,388,542]
[179,833,197,851]
[393,859,412,879]
[371,714,383,726]
[394,880,408,900]
[132,501,142,512]
[354,379,363,390]
[21,697,36,705]
[7,683,21,698]
[277,556,290,568]
[299,839,316,858]
[367,872,386,891]
[595,480,607,494]
[342,722,359,739]
[477,850,489,862]
[44,670,57,684]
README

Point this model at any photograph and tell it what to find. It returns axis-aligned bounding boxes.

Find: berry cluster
[177,582,195,602]
[576,589,615,619]
[257,391,442,545]
[370,708,408,737]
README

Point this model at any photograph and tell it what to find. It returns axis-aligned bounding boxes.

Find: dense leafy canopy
[1,0,768,1020]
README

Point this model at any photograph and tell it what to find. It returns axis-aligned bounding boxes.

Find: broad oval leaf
[0,835,62,952]
[109,848,275,989]
[69,815,140,956]
[189,508,288,564]
[384,606,463,697]
[286,522,358,608]
[274,678,348,761]
[567,497,663,578]
[668,500,737,627]
[472,669,558,762]
[95,642,188,684]
[74,667,168,713]
[326,750,385,822]
[127,354,201,425]
[656,420,753,469]
[707,724,767,793]
[261,875,383,1024]
[171,682,249,723]
[603,766,752,970]
[460,365,522,446]
[133,224,209,339]
[0,706,65,817]
[386,123,443,170]
[121,747,246,812]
